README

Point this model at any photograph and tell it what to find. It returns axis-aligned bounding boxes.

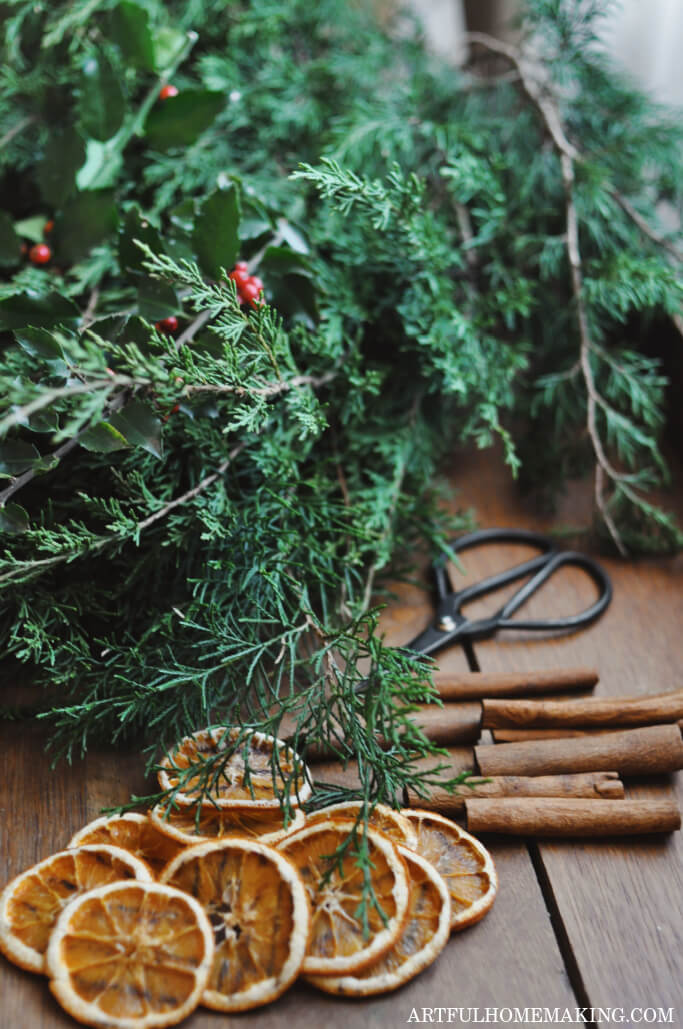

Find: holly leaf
[260,246,314,278]
[136,277,180,322]
[144,91,225,150]
[13,216,47,244]
[0,504,29,535]
[119,208,164,273]
[79,422,129,453]
[0,212,21,267]
[153,26,188,71]
[36,127,85,207]
[77,51,126,142]
[76,138,124,192]
[56,190,119,264]
[15,326,66,362]
[110,400,162,458]
[0,441,41,478]
[0,292,80,331]
[108,1,155,72]
[193,186,240,279]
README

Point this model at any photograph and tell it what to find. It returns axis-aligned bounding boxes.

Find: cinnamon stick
[475,724,683,778]
[492,727,615,743]
[410,702,481,745]
[432,666,598,700]
[406,772,624,814]
[482,689,683,730]
[465,796,681,837]
[491,722,683,742]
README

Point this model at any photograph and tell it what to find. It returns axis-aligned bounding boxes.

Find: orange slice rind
[277,818,410,977]
[150,801,305,847]
[161,838,309,1011]
[306,843,451,995]
[46,880,214,1029]
[68,813,182,878]
[157,727,311,810]
[0,845,153,974]
[306,801,417,848]
[402,808,498,931]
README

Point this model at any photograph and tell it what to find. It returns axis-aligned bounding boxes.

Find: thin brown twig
[463,30,633,554]
[0,115,36,150]
[0,443,246,587]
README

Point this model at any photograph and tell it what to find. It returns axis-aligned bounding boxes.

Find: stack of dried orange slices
[0,727,498,1026]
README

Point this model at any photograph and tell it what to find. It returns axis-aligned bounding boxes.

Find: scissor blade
[402,624,455,658]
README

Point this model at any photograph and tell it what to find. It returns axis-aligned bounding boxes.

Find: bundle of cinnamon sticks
[310,667,683,838]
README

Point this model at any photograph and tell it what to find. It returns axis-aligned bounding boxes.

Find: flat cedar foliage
[0,0,681,819]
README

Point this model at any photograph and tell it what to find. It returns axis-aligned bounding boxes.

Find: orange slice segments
[157,727,311,810]
[402,808,498,931]
[306,843,451,996]
[161,838,309,1012]
[46,880,214,1029]
[150,802,305,846]
[306,801,417,848]
[277,818,410,976]
[68,813,182,878]
[0,845,152,973]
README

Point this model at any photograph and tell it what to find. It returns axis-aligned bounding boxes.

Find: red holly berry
[229,261,250,290]
[159,84,179,101]
[29,243,51,265]
[155,316,179,334]
[44,219,54,235]
[241,280,263,307]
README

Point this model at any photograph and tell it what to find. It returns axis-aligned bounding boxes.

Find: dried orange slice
[0,845,152,973]
[157,727,311,810]
[68,813,183,878]
[46,880,214,1029]
[402,808,497,931]
[306,801,417,848]
[150,801,305,846]
[306,843,451,996]
[277,818,409,976]
[161,838,309,1011]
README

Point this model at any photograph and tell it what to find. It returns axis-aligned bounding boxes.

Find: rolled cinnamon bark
[410,702,482,745]
[492,727,615,742]
[406,772,624,814]
[491,722,683,742]
[482,689,683,730]
[433,666,598,700]
[465,796,681,837]
[475,724,683,778]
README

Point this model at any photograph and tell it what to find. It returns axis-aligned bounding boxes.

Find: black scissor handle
[434,527,612,637]
[494,549,612,631]
[434,528,555,604]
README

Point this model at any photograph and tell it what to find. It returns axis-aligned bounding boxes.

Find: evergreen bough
[0,0,681,832]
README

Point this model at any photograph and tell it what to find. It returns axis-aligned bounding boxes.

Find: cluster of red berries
[154,316,179,334]
[229,262,264,307]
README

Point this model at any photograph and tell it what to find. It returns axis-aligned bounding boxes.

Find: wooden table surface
[2,446,682,1028]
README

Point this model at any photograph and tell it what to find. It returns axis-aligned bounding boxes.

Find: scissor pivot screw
[437,615,457,632]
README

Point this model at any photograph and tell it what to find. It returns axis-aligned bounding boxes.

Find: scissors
[366,528,612,680]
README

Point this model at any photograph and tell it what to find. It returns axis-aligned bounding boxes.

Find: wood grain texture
[453,444,683,1015]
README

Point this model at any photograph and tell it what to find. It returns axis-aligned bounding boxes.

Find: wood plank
[451,444,683,1015]
[0,579,582,1026]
